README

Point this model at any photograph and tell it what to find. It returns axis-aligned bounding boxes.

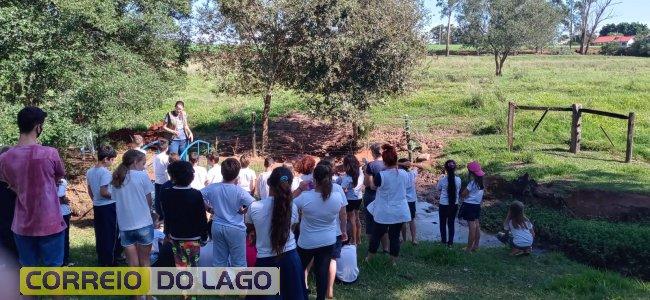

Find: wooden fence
[507,102,636,163]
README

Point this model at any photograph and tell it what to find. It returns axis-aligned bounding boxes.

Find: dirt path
[414,201,502,247]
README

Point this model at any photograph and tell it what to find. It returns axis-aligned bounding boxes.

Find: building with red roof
[593,35,636,47]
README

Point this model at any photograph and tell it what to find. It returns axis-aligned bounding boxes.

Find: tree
[196,0,351,152]
[600,22,649,36]
[559,0,580,49]
[458,0,561,76]
[577,0,618,54]
[290,0,426,138]
[430,24,462,44]
[0,0,190,146]
[436,0,461,56]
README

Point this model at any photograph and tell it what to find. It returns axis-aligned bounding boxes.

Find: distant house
[593,35,636,47]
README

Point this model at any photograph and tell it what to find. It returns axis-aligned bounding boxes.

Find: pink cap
[467,161,485,177]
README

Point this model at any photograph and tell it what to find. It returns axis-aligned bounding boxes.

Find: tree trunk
[261,88,272,153]
[494,53,501,76]
[445,12,452,57]
[579,29,587,54]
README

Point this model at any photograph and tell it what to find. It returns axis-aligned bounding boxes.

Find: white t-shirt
[153,152,170,184]
[333,184,348,236]
[206,165,222,184]
[112,170,155,231]
[58,179,71,216]
[191,166,208,190]
[238,168,256,193]
[86,166,115,206]
[436,175,462,205]
[336,245,359,283]
[256,171,271,199]
[201,183,255,231]
[136,148,147,154]
[367,169,411,224]
[508,220,534,247]
[406,169,418,203]
[245,197,299,258]
[464,180,485,205]
[293,189,346,249]
[338,171,364,200]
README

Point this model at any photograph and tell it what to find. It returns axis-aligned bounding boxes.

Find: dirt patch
[486,174,650,222]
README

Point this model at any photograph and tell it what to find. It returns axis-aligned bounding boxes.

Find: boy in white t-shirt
[201,158,255,267]
[189,152,208,190]
[86,145,120,266]
[336,226,359,284]
[206,152,222,184]
[256,157,274,199]
[237,154,256,194]
[152,139,170,195]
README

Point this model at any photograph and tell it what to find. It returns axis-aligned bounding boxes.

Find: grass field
[140,54,649,194]
[68,226,649,299]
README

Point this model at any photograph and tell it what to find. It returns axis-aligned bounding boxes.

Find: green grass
[133,55,649,194]
[427,44,468,51]
[68,225,649,299]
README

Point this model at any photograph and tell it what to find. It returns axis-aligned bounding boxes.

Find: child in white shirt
[206,152,222,184]
[58,179,72,266]
[189,152,208,190]
[497,201,534,255]
[256,157,274,199]
[201,158,255,267]
[237,154,256,194]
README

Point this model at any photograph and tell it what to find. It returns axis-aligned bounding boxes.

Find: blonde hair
[112,150,146,188]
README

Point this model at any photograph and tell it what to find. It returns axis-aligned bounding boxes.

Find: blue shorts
[332,235,343,259]
[120,225,154,247]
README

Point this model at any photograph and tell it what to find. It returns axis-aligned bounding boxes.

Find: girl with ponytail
[245,167,307,299]
[294,164,347,300]
[339,155,363,245]
[365,144,412,266]
[436,160,462,247]
[111,150,156,277]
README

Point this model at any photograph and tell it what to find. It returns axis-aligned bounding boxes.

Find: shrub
[482,202,650,279]
[627,35,650,57]
[600,42,624,55]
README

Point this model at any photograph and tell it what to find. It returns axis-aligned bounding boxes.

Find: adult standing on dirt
[0,107,67,267]
[162,100,194,155]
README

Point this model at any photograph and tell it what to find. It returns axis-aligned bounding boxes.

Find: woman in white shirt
[436,160,462,247]
[460,161,486,252]
[245,167,307,300]
[365,144,411,266]
[111,150,155,271]
[294,164,347,300]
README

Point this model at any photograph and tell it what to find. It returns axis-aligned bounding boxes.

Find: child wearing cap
[460,161,485,252]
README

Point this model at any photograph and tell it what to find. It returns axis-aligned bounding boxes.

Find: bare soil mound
[487,174,650,222]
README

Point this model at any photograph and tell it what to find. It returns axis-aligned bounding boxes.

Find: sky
[424,0,650,28]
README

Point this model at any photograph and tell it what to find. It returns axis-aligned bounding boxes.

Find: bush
[482,201,650,279]
[600,42,624,55]
[627,36,650,57]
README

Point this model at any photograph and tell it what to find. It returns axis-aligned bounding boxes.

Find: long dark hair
[313,164,332,200]
[381,144,398,167]
[508,201,529,229]
[343,155,360,186]
[471,172,484,190]
[112,150,145,188]
[268,167,294,256]
[444,160,457,204]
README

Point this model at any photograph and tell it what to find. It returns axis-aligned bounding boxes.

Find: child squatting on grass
[497,201,535,256]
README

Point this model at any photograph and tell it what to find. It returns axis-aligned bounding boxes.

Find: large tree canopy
[599,22,649,37]
[0,0,190,146]
[457,0,562,76]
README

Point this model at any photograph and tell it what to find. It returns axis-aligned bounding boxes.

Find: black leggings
[298,244,334,300]
[439,204,457,245]
[369,222,402,257]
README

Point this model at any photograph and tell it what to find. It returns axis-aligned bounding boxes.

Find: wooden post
[214,137,219,155]
[251,112,257,157]
[625,112,635,163]
[404,116,413,161]
[507,102,515,151]
[570,104,582,153]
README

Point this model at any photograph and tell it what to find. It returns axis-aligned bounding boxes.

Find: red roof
[594,35,635,44]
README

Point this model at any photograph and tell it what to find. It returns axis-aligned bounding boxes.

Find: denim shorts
[120,225,154,247]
